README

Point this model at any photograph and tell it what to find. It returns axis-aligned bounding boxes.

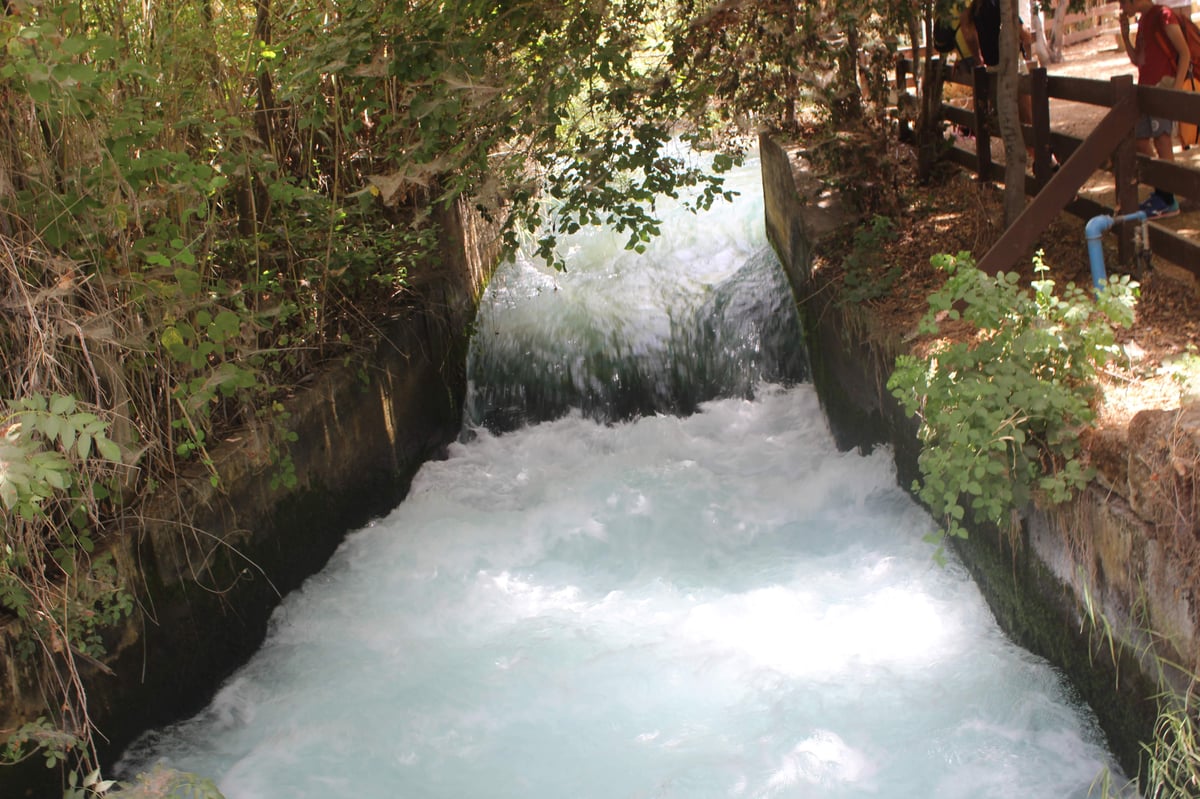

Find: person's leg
[1135,115,1158,156]
[1149,118,1178,208]
[1020,95,1033,158]
[1134,115,1180,216]
[1153,132,1175,161]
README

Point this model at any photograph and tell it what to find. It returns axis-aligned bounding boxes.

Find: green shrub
[840,214,902,305]
[887,251,1137,560]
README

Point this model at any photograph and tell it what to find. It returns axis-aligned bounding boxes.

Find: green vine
[0,395,133,769]
[839,214,901,306]
[887,251,1138,561]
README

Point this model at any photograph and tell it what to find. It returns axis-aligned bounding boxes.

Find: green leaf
[95,437,120,462]
[175,268,201,295]
[42,467,68,491]
[49,395,75,415]
[210,311,241,342]
[890,252,1136,557]
[160,325,185,352]
[0,478,18,510]
[41,414,62,443]
[26,80,51,104]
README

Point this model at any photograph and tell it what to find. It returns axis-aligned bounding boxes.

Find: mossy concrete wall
[0,197,499,797]
[760,131,1166,777]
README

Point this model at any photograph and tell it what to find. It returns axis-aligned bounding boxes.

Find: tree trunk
[915,4,945,182]
[238,0,276,237]
[1028,0,1053,65]
[1050,0,1070,63]
[831,17,863,125]
[783,1,797,129]
[254,0,277,153]
[909,6,923,91]
[916,3,945,179]
[998,0,1026,226]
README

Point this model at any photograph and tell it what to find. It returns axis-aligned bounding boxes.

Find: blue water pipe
[1085,210,1147,292]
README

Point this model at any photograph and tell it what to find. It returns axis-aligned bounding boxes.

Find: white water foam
[463,153,797,429]
[117,388,1121,798]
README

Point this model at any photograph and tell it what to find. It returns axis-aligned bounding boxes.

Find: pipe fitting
[1085,211,1147,292]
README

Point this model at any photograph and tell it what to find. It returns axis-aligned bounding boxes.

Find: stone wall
[759,131,1173,776]
[0,197,500,796]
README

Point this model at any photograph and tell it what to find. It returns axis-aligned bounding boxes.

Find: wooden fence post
[1030,67,1053,184]
[973,64,992,182]
[975,83,1139,276]
[897,54,914,143]
[1111,74,1139,266]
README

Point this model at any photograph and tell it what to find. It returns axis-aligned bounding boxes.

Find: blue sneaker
[1139,193,1180,219]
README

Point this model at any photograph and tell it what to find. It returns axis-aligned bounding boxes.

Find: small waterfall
[463,155,807,434]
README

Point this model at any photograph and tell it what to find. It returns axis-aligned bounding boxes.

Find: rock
[1127,404,1200,542]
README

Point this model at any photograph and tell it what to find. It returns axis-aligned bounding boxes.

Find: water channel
[117,156,1126,797]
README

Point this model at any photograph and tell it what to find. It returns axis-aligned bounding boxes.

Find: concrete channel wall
[758,131,1188,778]
[0,198,500,797]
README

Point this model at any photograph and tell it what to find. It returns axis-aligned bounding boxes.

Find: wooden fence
[1049,1,1121,47]
[899,57,1200,278]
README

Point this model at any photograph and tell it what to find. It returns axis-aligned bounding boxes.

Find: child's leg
[1133,117,1180,213]
[1152,130,1178,206]
[1153,132,1175,162]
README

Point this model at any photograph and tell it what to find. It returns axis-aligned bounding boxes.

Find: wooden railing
[900,57,1200,277]
[1050,1,1121,47]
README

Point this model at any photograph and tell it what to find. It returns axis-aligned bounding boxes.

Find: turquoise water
[116,158,1124,798]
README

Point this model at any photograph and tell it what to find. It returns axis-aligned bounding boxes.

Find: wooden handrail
[896,56,1200,277]
[977,76,1137,275]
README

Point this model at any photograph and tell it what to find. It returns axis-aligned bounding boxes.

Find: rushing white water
[117,156,1124,798]
[463,156,807,432]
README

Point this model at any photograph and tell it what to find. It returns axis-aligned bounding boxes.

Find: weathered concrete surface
[1059,405,1200,689]
[0,197,499,796]
[759,131,1164,776]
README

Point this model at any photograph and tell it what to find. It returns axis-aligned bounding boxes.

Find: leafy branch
[0,395,133,770]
